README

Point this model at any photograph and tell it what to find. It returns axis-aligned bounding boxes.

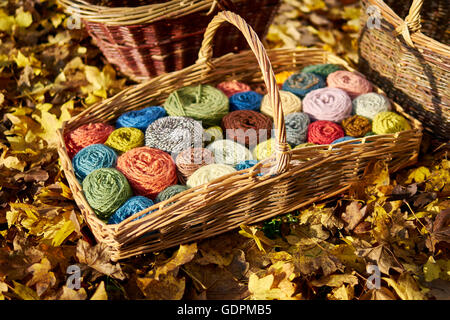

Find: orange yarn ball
[64,123,114,159]
[116,147,178,199]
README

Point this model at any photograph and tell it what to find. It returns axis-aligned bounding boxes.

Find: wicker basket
[358,0,449,140]
[57,0,281,81]
[57,11,423,261]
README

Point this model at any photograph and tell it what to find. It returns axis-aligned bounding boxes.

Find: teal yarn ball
[331,136,360,144]
[282,72,325,98]
[82,168,133,220]
[284,112,310,147]
[155,184,189,203]
[116,106,167,132]
[72,144,117,182]
[301,64,343,79]
[107,196,154,225]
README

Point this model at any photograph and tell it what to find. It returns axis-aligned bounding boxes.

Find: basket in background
[57,11,422,261]
[358,0,449,140]
[57,0,281,81]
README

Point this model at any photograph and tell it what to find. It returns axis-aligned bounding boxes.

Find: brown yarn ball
[221,110,273,148]
[175,148,215,184]
[341,115,372,137]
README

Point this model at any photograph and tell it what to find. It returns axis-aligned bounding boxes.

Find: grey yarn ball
[145,116,204,157]
[284,112,310,147]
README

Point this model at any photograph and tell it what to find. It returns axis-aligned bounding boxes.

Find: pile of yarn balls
[66,64,411,225]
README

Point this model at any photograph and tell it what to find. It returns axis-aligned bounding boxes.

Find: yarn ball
[64,123,114,159]
[222,110,273,148]
[341,115,372,137]
[105,127,144,154]
[186,163,237,188]
[115,106,167,131]
[155,185,189,203]
[307,120,345,145]
[352,93,391,120]
[204,126,223,144]
[301,64,343,79]
[107,196,154,225]
[260,90,302,118]
[145,116,204,156]
[206,139,253,167]
[116,147,177,199]
[275,71,294,87]
[327,70,373,98]
[229,91,263,112]
[372,111,411,135]
[164,84,229,126]
[282,72,325,98]
[82,168,132,220]
[331,136,360,144]
[294,142,316,149]
[253,138,291,161]
[175,147,215,184]
[216,80,251,98]
[302,87,352,122]
[234,159,258,171]
[284,112,310,147]
[72,144,117,182]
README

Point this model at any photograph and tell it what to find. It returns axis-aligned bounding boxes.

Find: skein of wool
[229,91,263,112]
[301,64,343,79]
[206,139,253,167]
[260,90,302,118]
[222,110,273,148]
[216,80,251,98]
[307,120,345,145]
[145,116,204,156]
[82,168,132,220]
[116,147,178,199]
[107,196,154,225]
[155,185,189,203]
[327,70,373,98]
[341,115,372,137]
[331,136,360,144]
[116,106,167,131]
[186,163,237,188]
[64,123,114,159]
[104,127,144,154]
[284,112,310,147]
[164,84,229,126]
[275,71,294,87]
[234,159,258,171]
[372,111,411,134]
[72,144,117,182]
[204,126,223,145]
[302,87,352,122]
[282,72,325,98]
[175,147,215,184]
[253,138,291,161]
[352,93,391,120]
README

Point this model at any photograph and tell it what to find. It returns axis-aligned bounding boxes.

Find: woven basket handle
[395,0,423,47]
[196,11,291,174]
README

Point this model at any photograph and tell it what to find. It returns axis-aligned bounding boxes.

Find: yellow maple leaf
[383,273,426,300]
[406,166,431,184]
[15,7,33,28]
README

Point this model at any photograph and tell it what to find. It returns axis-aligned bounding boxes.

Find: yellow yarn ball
[105,127,144,154]
[372,111,411,135]
[294,142,316,149]
[260,90,302,118]
[253,138,291,161]
[275,71,294,86]
[204,126,223,145]
[186,163,237,188]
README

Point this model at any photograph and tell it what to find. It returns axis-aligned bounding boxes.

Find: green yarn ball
[155,184,189,203]
[301,64,343,79]
[82,168,133,220]
[164,84,229,127]
[372,111,411,135]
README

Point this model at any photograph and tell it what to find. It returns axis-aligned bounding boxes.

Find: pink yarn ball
[326,70,373,98]
[302,87,352,122]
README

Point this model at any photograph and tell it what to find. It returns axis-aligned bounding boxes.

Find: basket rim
[365,0,449,56]
[57,47,423,237]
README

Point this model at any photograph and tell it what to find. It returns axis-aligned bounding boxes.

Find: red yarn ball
[64,123,114,159]
[307,120,345,145]
[116,146,177,199]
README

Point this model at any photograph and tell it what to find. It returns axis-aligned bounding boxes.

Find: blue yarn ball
[229,91,263,112]
[282,72,325,98]
[331,136,360,144]
[234,159,258,171]
[72,144,117,182]
[107,196,155,225]
[116,106,167,131]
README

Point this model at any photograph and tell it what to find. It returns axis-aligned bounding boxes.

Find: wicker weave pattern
[57,12,422,261]
[358,0,449,140]
[58,0,281,80]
